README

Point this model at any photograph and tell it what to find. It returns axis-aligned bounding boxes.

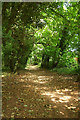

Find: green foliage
[52,67,78,75]
[2,27,34,71]
[33,2,79,71]
[2,2,80,74]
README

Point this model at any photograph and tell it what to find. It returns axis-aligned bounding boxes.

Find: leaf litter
[2,66,79,118]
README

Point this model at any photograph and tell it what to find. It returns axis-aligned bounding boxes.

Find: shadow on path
[2,65,79,118]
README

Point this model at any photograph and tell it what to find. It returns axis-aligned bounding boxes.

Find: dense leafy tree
[2,2,47,72]
[34,2,79,70]
[2,2,80,74]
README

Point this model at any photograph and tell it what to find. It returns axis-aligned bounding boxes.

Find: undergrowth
[51,67,79,75]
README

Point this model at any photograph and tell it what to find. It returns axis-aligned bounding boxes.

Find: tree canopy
[2,2,80,74]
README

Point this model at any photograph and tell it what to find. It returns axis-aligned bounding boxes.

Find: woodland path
[2,65,79,118]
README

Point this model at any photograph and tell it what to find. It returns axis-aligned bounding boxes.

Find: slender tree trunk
[41,54,49,68]
[41,54,45,68]
[52,23,69,68]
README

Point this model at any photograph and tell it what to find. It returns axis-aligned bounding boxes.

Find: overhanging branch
[50,8,70,23]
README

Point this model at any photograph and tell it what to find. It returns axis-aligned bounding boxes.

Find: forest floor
[2,65,79,119]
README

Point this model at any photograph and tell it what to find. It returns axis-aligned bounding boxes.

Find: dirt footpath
[2,66,79,118]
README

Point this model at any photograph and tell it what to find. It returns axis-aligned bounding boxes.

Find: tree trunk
[41,54,49,68]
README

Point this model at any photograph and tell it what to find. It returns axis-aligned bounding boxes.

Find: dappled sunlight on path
[2,65,79,118]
